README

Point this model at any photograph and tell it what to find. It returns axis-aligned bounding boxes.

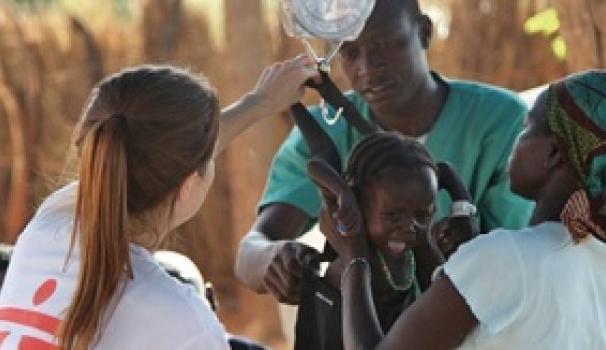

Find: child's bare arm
[414,162,478,290]
[433,162,478,257]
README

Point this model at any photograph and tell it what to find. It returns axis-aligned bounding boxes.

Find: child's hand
[431,216,476,259]
[318,188,362,236]
[308,158,363,235]
[335,189,363,235]
[319,200,370,261]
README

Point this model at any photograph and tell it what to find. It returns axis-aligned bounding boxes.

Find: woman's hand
[249,55,320,115]
[216,55,320,154]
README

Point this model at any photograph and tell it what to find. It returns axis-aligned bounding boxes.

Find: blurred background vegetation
[0,0,603,348]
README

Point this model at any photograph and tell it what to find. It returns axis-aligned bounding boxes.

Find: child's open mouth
[385,240,408,257]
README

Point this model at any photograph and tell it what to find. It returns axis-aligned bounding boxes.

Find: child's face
[361,166,437,259]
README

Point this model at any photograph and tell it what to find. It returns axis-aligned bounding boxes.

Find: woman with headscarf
[319,70,606,349]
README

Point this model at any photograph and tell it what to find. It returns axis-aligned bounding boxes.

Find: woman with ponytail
[0,57,318,349]
[320,70,606,349]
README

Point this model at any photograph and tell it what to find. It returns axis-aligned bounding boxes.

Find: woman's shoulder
[16,182,78,245]
[8,184,78,272]
[445,222,571,284]
[122,249,221,325]
[36,182,77,216]
[105,251,228,347]
[459,222,568,253]
[484,222,571,257]
[451,227,520,258]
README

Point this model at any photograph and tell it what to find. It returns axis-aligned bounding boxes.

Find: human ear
[177,172,198,202]
[418,14,433,49]
[544,136,563,169]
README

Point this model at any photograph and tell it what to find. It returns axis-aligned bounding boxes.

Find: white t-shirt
[0,183,230,350]
[445,222,606,350]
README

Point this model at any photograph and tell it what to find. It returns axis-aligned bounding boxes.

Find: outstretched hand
[215,55,321,154]
[250,55,320,115]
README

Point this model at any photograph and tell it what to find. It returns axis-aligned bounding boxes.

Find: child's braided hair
[344,131,437,192]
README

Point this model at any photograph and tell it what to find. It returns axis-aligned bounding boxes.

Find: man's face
[338,9,430,115]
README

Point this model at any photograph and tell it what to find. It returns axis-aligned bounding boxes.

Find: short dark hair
[372,0,422,19]
[399,0,422,15]
[364,0,424,32]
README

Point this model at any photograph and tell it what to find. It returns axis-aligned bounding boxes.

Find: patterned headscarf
[546,70,606,242]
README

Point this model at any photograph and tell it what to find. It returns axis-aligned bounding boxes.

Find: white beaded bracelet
[340,257,370,288]
[451,200,477,217]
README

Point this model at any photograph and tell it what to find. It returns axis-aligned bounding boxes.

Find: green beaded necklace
[377,249,418,295]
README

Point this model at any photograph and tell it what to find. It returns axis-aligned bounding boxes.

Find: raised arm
[340,263,477,350]
[415,162,476,290]
[225,57,321,303]
[319,205,478,350]
[215,56,319,154]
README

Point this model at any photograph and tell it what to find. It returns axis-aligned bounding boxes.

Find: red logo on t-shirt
[0,279,60,349]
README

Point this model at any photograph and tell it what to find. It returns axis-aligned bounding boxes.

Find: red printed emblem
[0,279,60,349]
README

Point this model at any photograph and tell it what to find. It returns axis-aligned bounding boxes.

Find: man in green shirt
[235,0,533,304]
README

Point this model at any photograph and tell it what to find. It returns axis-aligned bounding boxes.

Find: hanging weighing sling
[291,75,372,350]
[279,1,415,348]
[290,72,417,349]
[280,1,375,349]
[282,9,375,350]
